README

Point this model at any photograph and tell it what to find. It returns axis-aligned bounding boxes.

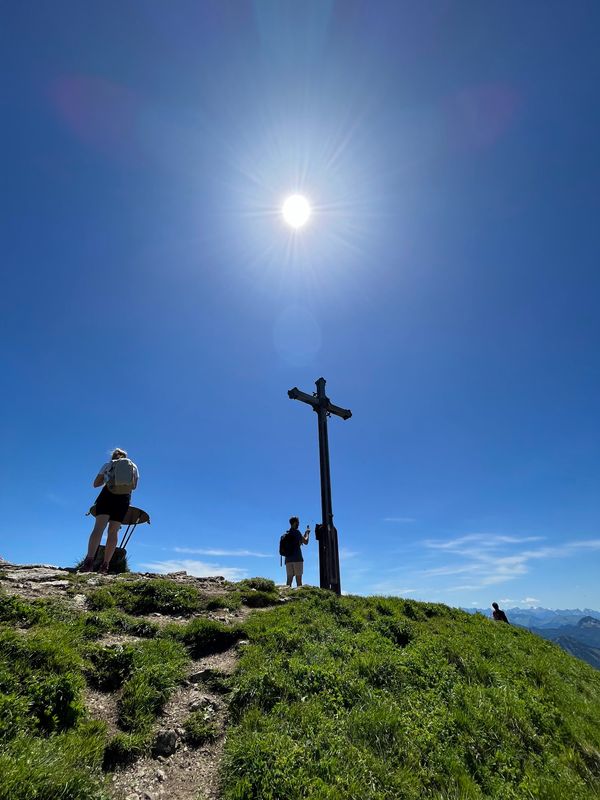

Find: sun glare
[282,194,311,229]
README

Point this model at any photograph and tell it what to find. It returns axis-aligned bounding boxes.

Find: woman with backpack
[80,448,139,574]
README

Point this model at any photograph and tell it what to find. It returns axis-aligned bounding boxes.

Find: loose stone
[152,729,178,757]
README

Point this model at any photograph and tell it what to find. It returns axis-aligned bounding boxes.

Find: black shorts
[94,486,131,523]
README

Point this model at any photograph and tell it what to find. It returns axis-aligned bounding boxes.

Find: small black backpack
[279,530,296,559]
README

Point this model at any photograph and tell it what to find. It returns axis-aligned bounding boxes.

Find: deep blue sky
[2,1,599,608]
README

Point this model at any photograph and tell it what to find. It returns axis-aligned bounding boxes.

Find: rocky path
[0,562,266,800]
[111,650,237,800]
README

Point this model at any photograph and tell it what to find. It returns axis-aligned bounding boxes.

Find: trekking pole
[121,521,138,550]
[119,525,131,550]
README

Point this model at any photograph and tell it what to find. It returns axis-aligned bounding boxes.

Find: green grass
[239,577,277,593]
[86,577,203,615]
[80,609,159,639]
[0,589,160,642]
[0,584,214,784]
[83,575,279,618]
[204,592,243,610]
[84,643,136,691]
[239,589,280,608]
[0,625,86,739]
[233,577,280,609]
[102,731,147,769]
[183,711,219,746]
[117,639,188,734]
[0,722,108,800]
[165,617,244,657]
[0,608,108,800]
[222,588,600,800]
[3,579,600,799]
[0,592,50,627]
[204,582,280,610]
[0,592,82,628]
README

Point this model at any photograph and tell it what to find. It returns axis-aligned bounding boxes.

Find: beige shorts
[285,561,304,579]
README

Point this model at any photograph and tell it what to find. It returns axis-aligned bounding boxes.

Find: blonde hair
[111,448,128,460]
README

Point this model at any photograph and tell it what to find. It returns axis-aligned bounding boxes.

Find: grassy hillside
[1,571,599,800]
[223,589,600,800]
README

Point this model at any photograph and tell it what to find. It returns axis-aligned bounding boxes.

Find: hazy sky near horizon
[2,2,599,609]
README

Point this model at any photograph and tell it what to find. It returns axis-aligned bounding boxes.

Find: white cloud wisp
[138,559,248,581]
[173,547,271,558]
[422,534,600,592]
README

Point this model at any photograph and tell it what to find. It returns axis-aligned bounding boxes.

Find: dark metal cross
[288,377,352,595]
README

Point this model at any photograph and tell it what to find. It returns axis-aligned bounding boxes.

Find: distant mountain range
[530,616,600,670]
[467,606,600,628]
[464,607,600,670]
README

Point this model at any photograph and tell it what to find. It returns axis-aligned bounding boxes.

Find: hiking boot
[98,562,110,575]
[79,557,94,573]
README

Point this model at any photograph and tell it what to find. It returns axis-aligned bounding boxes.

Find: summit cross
[287,377,352,595]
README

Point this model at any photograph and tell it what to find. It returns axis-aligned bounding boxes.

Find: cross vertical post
[287,377,352,595]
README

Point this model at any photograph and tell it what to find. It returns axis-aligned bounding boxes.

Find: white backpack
[106,458,136,495]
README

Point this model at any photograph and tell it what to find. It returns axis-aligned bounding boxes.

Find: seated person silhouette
[491,602,510,624]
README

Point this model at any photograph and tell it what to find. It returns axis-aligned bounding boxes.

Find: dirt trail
[111,649,237,800]
[0,562,275,800]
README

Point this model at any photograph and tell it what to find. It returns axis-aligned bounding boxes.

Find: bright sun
[282,194,311,228]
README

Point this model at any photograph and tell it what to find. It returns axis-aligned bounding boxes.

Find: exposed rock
[152,729,178,757]
[189,669,213,684]
[72,593,87,608]
[189,696,219,713]
[4,567,69,582]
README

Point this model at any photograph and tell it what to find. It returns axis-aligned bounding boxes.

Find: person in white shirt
[80,448,139,574]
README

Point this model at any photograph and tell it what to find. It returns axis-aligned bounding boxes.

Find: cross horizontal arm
[288,387,319,408]
[326,402,352,421]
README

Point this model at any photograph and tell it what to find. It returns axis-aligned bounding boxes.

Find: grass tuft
[84,643,135,691]
[240,589,280,608]
[166,617,244,658]
[117,639,188,734]
[0,721,108,800]
[239,577,277,593]
[183,711,219,746]
[203,592,242,610]
[102,731,148,769]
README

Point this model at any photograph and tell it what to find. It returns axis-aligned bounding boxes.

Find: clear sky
[2,1,599,609]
